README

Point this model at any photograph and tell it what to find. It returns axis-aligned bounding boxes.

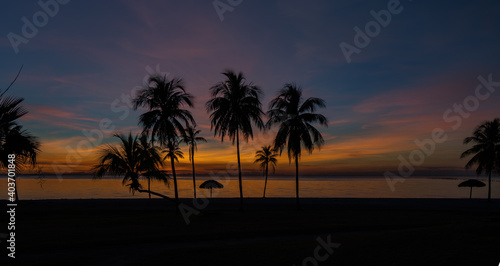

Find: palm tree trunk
[192,147,197,199]
[15,180,19,201]
[488,171,491,202]
[263,164,268,198]
[148,177,151,199]
[13,174,19,201]
[171,156,179,202]
[295,155,300,210]
[236,129,243,210]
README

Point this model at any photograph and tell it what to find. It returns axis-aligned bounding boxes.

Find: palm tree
[206,70,264,209]
[0,96,40,201]
[183,125,207,199]
[92,133,175,203]
[163,139,184,201]
[133,74,195,202]
[461,118,500,202]
[254,145,278,198]
[138,134,159,199]
[266,83,328,209]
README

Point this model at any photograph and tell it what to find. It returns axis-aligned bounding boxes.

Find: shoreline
[4,197,500,212]
[4,175,500,179]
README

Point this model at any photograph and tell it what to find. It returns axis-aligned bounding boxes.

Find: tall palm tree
[163,139,184,201]
[266,83,328,209]
[461,118,500,202]
[0,96,40,201]
[254,145,278,198]
[206,70,264,209]
[92,133,175,203]
[133,74,195,202]
[183,125,207,199]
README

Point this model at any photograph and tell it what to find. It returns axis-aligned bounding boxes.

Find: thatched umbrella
[199,180,224,198]
[458,179,486,199]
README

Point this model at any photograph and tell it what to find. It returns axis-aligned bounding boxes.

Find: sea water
[1,175,499,200]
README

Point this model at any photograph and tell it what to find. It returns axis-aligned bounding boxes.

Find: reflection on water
[1,176,499,200]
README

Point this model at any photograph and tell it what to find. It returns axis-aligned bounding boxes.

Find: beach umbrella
[458,179,486,199]
[199,180,224,198]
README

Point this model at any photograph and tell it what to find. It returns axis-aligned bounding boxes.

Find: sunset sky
[1,0,500,176]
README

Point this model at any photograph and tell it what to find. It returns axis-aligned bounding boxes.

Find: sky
[1,0,500,177]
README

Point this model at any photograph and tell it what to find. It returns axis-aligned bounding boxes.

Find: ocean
[1,175,499,200]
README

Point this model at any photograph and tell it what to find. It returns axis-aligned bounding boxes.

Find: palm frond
[461,118,500,176]
[267,83,327,162]
[133,74,195,146]
[206,70,264,144]
[92,133,166,195]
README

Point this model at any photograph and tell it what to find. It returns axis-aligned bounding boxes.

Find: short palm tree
[163,139,184,200]
[138,134,159,199]
[92,133,175,203]
[206,70,264,209]
[183,125,207,199]
[461,118,500,202]
[254,145,278,198]
[0,96,40,201]
[133,74,195,202]
[267,83,328,209]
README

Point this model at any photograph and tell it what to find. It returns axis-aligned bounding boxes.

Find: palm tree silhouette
[254,145,278,198]
[461,118,500,202]
[138,134,159,199]
[183,125,207,199]
[133,74,194,202]
[0,96,40,201]
[93,133,175,203]
[163,139,184,200]
[266,83,328,209]
[206,70,264,209]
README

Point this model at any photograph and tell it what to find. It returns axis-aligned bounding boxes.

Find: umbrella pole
[469,187,472,199]
[210,188,213,198]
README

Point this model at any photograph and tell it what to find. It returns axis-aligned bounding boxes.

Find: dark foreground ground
[1,198,499,266]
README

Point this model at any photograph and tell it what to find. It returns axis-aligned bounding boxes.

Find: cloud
[23,104,101,131]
